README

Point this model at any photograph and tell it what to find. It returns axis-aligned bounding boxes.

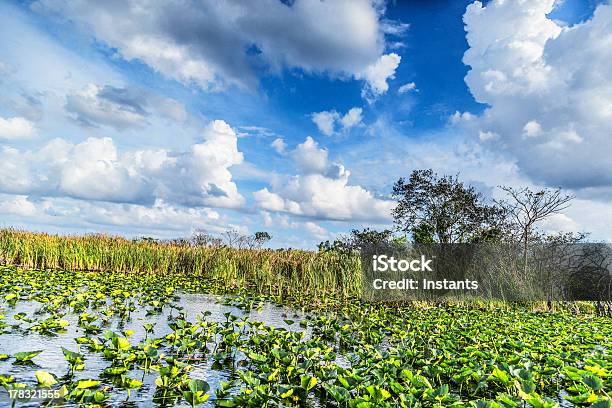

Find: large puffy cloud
[461,1,612,195]
[33,0,404,94]
[153,120,245,208]
[463,0,562,98]
[254,136,394,222]
[60,137,147,202]
[254,175,394,222]
[0,119,244,208]
[0,137,148,202]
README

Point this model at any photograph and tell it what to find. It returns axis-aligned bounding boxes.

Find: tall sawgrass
[0,229,361,300]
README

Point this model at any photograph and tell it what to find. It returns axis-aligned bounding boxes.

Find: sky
[0,0,611,248]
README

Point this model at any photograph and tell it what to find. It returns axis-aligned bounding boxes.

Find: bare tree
[496,187,574,278]
[191,229,222,247]
[221,230,272,249]
[221,229,245,248]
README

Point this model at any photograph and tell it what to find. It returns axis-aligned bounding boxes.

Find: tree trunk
[596,301,612,317]
[522,230,529,280]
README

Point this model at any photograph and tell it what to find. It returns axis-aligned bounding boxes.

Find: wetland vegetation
[0,246,610,407]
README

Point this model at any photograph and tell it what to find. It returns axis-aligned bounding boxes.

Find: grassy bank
[0,229,605,315]
[0,229,361,300]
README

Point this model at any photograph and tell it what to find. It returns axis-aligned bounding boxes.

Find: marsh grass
[0,229,599,313]
[0,229,361,300]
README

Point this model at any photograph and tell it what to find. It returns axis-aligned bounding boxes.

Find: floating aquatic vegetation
[0,265,609,407]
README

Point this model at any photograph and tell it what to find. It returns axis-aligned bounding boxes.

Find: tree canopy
[392,169,506,243]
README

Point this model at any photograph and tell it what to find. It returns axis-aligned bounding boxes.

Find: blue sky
[0,0,611,248]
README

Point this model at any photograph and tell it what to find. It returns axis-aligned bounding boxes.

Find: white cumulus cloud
[358,53,401,101]
[311,106,363,136]
[254,136,394,222]
[461,0,612,193]
[33,0,404,92]
[0,116,37,139]
[0,119,245,208]
[291,136,330,174]
[311,111,339,136]
[339,107,363,130]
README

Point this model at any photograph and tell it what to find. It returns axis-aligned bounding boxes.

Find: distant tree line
[135,229,272,250]
[320,168,580,252]
[319,169,611,314]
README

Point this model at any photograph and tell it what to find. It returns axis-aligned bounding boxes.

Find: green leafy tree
[392,169,506,243]
[253,231,272,248]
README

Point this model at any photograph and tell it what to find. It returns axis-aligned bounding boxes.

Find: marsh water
[0,290,583,408]
[0,292,311,407]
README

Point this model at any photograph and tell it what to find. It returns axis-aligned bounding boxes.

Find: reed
[0,228,361,300]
